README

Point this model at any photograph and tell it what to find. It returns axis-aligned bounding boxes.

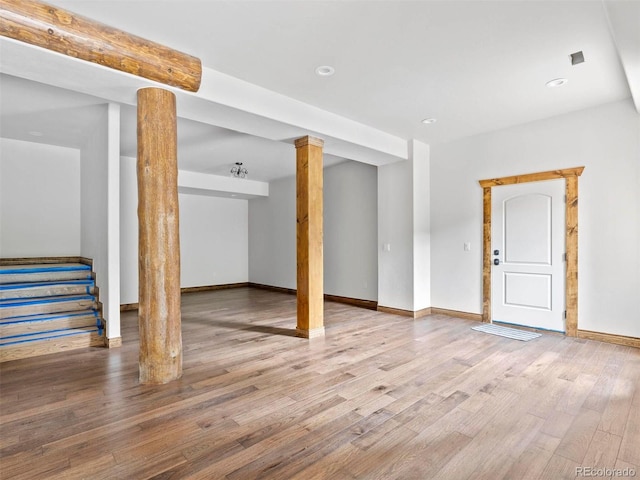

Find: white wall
[120,156,138,305]
[412,141,431,311]
[248,174,296,289]
[378,160,414,310]
[120,156,249,305]
[0,138,81,257]
[431,99,640,337]
[324,161,378,300]
[179,193,248,288]
[377,140,431,311]
[81,103,120,340]
[249,160,379,300]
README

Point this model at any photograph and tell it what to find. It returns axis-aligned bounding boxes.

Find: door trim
[479,167,585,336]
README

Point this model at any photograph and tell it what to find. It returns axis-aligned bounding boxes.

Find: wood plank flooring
[1,287,639,479]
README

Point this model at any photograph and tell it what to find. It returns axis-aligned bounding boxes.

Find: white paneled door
[491,179,566,332]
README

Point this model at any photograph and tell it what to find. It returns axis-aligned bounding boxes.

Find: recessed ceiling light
[28,131,44,137]
[421,118,437,124]
[546,78,568,88]
[315,65,335,77]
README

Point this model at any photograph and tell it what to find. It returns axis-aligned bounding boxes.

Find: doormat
[471,323,541,341]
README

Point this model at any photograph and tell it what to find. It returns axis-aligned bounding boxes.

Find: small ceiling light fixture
[315,65,335,77]
[546,78,568,88]
[230,162,248,178]
[28,131,44,137]
[421,118,437,124]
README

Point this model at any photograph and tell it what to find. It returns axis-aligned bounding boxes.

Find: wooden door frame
[479,167,584,336]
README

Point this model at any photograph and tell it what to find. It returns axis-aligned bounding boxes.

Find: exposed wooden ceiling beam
[0,0,201,92]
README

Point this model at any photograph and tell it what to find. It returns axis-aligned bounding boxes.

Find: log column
[137,87,182,384]
[295,136,325,338]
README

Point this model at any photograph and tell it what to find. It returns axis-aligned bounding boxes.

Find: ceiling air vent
[570,51,585,65]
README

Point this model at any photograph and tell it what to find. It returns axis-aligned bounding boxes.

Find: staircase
[0,260,104,362]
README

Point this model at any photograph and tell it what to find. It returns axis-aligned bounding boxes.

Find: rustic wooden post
[137,87,182,384]
[295,136,325,338]
[481,186,492,323]
[565,174,580,337]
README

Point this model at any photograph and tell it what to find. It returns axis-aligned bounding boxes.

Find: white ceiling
[1,0,638,182]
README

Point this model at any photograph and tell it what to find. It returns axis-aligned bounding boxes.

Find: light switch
[464,242,471,251]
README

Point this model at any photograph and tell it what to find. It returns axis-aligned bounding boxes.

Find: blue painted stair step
[0,263,92,284]
[0,294,97,319]
[0,279,95,300]
[0,261,104,362]
[0,327,100,346]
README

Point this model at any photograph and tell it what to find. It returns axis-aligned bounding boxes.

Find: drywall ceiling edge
[0,37,408,165]
[603,0,640,112]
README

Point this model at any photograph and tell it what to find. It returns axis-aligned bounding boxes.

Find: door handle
[494,258,500,266]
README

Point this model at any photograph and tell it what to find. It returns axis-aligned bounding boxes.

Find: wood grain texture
[0,312,98,337]
[323,294,377,311]
[249,282,297,295]
[0,295,96,318]
[377,305,416,317]
[0,0,201,91]
[0,263,91,284]
[120,303,139,312]
[565,174,579,337]
[0,256,86,266]
[1,288,638,479]
[478,166,585,188]
[377,305,432,318]
[0,283,95,300]
[431,307,483,322]
[119,284,249,312]
[137,87,182,384]
[577,330,640,349]
[181,282,249,294]
[0,329,102,362]
[482,186,492,323]
[295,136,324,336]
[105,336,122,348]
[294,136,325,148]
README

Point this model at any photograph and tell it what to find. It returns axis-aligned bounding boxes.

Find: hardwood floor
[1,287,639,479]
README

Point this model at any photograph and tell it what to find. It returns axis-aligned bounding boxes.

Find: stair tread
[0,294,95,307]
[1,330,104,362]
[0,295,97,321]
[0,263,91,274]
[0,280,95,301]
[0,260,103,362]
[0,326,100,346]
[1,309,99,325]
[0,264,93,285]
[0,279,94,290]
